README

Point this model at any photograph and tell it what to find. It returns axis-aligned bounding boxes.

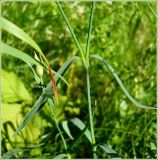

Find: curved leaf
[2,43,69,86]
[62,121,74,140]
[90,54,156,110]
[1,16,43,55]
[1,16,58,101]
[70,117,92,143]
[2,43,43,67]
[99,144,121,159]
[13,56,80,137]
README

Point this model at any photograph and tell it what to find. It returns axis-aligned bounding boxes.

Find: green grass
[1,1,156,159]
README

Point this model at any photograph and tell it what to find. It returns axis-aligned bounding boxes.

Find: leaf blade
[55,2,85,60]
[70,117,92,143]
[2,144,44,159]
[90,54,156,110]
[62,121,74,140]
[2,43,69,86]
[2,43,43,67]
[1,16,43,55]
[1,16,58,101]
[99,144,121,159]
[86,1,95,59]
[13,56,80,136]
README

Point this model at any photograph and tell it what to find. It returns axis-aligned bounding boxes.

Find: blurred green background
[1,1,156,158]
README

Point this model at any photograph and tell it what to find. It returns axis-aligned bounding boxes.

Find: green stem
[48,101,71,159]
[85,61,97,158]
[56,1,85,60]
[86,1,95,59]
[145,2,157,19]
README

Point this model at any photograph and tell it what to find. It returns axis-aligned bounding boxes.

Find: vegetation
[1,1,156,159]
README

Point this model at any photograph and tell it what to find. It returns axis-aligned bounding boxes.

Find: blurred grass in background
[1,1,156,158]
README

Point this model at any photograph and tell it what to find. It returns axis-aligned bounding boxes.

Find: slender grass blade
[1,16,42,54]
[12,56,80,137]
[62,121,74,140]
[70,117,92,143]
[90,54,156,110]
[2,43,43,67]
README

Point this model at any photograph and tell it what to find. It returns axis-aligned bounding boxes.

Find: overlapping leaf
[2,43,69,86]
[13,56,80,137]
[70,117,92,143]
[1,16,58,100]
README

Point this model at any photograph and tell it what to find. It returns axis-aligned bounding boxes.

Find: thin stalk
[48,102,71,159]
[56,1,85,60]
[85,61,97,158]
[86,1,95,59]
[145,2,157,19]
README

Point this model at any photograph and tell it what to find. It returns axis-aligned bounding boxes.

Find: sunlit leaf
[2,70,32,103]
[99,144,121,159]
[1,16,43,54]
[1,16,58,101]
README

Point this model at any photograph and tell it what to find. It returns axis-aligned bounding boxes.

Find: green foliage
[1,16,43,55]
[2,43,43,67]
[2,70,32,103]
[1,1,156,159]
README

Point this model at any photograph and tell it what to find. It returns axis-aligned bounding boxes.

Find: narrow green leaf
[1,17,58,100]
[99,144,121,159]
[62,121,74,140]
[41,132,53,143]
[56,2,85,60]
[13,56,80,137]
[1,16,43,55]
[86,1,95,59]
[2,43,69,86]
[70,117,92,143]
[145,2,157,19]
[2,43,43,67]
[90,54,156,110]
